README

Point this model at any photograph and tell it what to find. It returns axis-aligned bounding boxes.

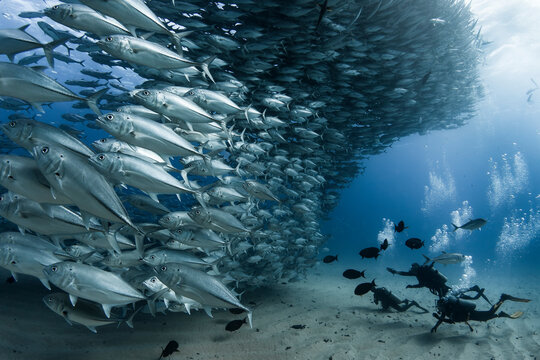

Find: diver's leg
[431,312,451,333]
[458,285,492,305]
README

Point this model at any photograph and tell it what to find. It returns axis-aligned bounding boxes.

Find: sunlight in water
[487,152,529,210]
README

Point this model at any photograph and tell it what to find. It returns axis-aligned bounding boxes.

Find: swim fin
[500,294,531,303]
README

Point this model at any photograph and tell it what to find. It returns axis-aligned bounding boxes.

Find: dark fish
[405,238,424,250]
[323,255,338,263]
[225,318,247,332]
[342,269,365,279]
[229,308,246,315]
[451,218,487,232]
[291,324,306,329]
[316,0,329,31]
[359,247,380,259]
[6,276,15,284]
[354,280,376,296]
[380,238,389,251]
[394,220,408,232]
[159,340,179,359]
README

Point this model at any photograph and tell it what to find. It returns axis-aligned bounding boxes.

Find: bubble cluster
[450,200,474,240]
[487,152,529,210]
[452,255,476,291]
[429,224,450,253]
[496,208,540,255]
[377,218,395,248]
[421,169,456,214]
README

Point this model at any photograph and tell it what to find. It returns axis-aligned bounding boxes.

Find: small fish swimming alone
[225,318,247,332]
[342,269,365,279]
[159,340,179,359]
[422,252,466,265]
[354,280,376,296]
[380,238,389,251]
[394,220,408,233]
[405,238,424,250]
[323,255,338,263]
[451,218,487,232]
[359,247,381,259]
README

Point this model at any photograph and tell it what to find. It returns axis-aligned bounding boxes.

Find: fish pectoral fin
[86,326,98,333]
[101,303,114,318]
[69,294,78,307]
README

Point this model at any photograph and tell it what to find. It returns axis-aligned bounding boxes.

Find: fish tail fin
[170,30,193,55]
[86,88,108,115]
[451,223,459,232]
[198,55,217,83]
[42,37,69,68]
[422,254,431,265]
[125,306,143,328]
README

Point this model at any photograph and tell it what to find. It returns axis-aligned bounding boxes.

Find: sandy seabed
[0,261,538,360]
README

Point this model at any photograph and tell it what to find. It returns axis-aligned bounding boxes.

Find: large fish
[97,35,216,82]
[422,252,466,265]
[43,261,147,318]
[0,192,102,236]
[88,152,196,200]
[95,111,200,157]
[154,262,252,326]
[0,155,72,204]
[43,292,139,333]
[0,62,106,114]
[0,242,62,289]
[0,25,66,68]
[44,4,131,37]
[31,144,134,227]
[1,118,94,157]
[451,218,487,232]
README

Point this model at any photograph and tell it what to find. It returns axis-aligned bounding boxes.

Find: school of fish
[0,0,483,332]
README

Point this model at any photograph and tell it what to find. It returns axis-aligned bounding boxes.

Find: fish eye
[53,5,59,9]
[11,260,16,265]
[195,210,200,215]
[8,121,16,128]
[151,278,156,283]
[188,91,194,96]
[143,90,150,96]
[161,266,167,271]
[106,36,113,42]
[99,138,106,143]
[41,147,49,154]
[177,229,182,233]
[106,114,114,120]
[98,155,105,161]
[150,255,155,260]
[51,266,57,272]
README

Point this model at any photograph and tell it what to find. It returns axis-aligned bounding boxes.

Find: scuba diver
[386,263,489,303]
[431,293,531,332]
[372,286,429,313]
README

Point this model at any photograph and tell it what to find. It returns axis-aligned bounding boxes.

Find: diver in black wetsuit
[431,293,531,332]
[372,286,428,313]
[386,263,489,302]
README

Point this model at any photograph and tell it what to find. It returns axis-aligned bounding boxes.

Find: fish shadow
[409,331,473,345]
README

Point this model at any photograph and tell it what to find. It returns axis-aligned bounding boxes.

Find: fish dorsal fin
[442,251,446,254]
[18,24,30,32]
[140,32,155,40]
